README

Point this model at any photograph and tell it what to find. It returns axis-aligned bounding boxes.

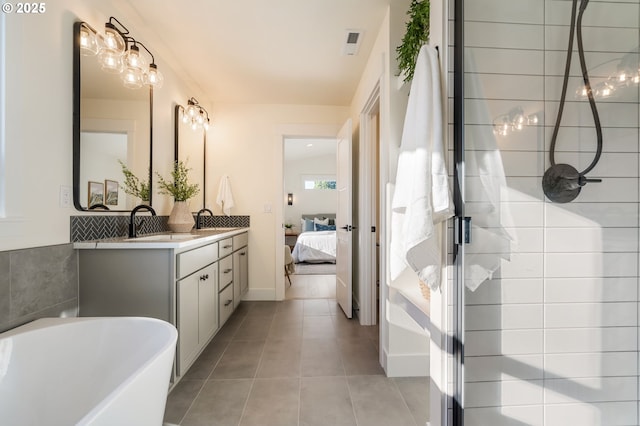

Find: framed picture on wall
[104,179,119,206]
[87,181,104,207]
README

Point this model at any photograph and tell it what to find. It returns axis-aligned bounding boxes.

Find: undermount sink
[124,234,199,242]
[195,227,239,234]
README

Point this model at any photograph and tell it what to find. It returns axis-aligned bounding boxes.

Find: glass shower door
[456,0,640,425]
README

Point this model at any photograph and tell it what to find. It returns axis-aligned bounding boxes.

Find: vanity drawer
[233,232,248,249]
[219,283,234,326]
[219,238,234,257]
[177,242,218,279]
[219,255,233,290]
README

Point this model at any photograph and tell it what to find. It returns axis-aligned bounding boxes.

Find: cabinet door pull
[240,252,246,256]
[224,268,232,274]
[224,299,233,306]
[223,245,232,249]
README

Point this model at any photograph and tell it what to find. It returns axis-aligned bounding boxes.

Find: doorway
[357,83,381,326]
[283,137,338,300]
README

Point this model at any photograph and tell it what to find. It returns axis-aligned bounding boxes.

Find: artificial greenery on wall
[396,0,430,83]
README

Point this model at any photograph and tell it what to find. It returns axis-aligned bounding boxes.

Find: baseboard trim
[384,350,429,377]
[243,288,276,301]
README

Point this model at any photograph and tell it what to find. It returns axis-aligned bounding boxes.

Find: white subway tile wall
[451,0,640,424]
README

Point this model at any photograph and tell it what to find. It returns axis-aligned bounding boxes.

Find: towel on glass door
[216,175,235,216]
[463,50,516,291]
[390,45,454,291]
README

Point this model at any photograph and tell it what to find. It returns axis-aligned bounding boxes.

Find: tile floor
[163,275,429,426]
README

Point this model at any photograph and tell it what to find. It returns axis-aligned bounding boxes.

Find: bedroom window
[302,175,336,190]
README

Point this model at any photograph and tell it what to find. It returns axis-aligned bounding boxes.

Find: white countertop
[73,227,249,250]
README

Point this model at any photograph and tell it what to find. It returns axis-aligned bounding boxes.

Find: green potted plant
[119,160,150,202]
[156,160,200,232]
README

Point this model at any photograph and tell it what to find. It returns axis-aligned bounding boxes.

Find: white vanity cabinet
[176,243,219,375]
[233,233,249,309]
[76,228,249,384]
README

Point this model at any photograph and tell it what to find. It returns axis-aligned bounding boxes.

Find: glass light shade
[143,64,163,88]
[122,67,143,89]
[203,120,210,131]
[99,50,123,73]
[124,45,147,70]
[79,25,99,56]
[103,23,126,54]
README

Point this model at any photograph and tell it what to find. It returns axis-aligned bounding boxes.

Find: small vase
[167,201,195,233]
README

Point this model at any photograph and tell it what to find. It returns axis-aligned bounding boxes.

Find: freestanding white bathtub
[0,316,177,426]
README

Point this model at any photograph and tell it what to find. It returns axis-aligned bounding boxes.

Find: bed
[291,214,337,264]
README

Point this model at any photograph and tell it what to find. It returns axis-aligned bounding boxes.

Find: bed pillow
[314,217,329,226]
[315,223,336,231]
[300,218,315,232]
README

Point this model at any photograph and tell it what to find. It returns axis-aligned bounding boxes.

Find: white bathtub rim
[0,316,178,425]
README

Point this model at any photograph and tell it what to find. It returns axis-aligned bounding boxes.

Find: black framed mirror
[174,100,208,213]
[72,21,153,211]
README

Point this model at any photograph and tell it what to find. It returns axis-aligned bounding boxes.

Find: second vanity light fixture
[79,17,164,89]
[178,98,210,131]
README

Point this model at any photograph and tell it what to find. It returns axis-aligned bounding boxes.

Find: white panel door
[336,119,353,318]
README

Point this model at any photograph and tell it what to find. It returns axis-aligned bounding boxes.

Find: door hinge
[454,216,472,245]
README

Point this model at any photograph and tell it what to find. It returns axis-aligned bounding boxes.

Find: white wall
[284,153,337,227]
[349,0,431,378]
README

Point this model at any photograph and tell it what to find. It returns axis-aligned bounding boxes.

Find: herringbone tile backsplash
[71,215,250,242]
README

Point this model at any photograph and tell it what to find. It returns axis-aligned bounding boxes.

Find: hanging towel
[390,45,454,291]
[463,51,516,291]
[216,175,235,216]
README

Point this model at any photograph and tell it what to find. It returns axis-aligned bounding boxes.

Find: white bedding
[291,230,336,263]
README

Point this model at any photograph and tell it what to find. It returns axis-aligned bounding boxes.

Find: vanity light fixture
[78,18,164,89]
[178,97,210,131]
[492,107,538,137]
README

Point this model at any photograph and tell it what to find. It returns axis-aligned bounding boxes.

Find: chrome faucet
[128,204,156,238]
[195,208,213,229]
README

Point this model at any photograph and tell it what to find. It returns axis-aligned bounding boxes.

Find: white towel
[463,51,516,291]
[216,175,235,216]
[390,45,454,290]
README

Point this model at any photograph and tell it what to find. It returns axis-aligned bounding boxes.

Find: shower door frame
[452,0,465,424]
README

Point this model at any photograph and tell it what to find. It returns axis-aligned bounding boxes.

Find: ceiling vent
[342,30,363,56]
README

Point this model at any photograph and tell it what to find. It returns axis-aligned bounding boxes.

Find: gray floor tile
[301,338,345,377]
[275,299,304,315]
[303,299,331,316]
[233,315,274,340]
[268,319,304,340]
[302,315,336,339]
[239,378,300,426]
[211,340,265,379]
[338,337,385,376]
[256,338,302,378]
[183,338,230,380]
[246,301,278,317]
[348,375,417,426]
[163,379,205,424]
[394,377,430,426]
[333,313,375,339]
[300,377,357,426]
[181,379,252,426]
[165,299,428,426]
